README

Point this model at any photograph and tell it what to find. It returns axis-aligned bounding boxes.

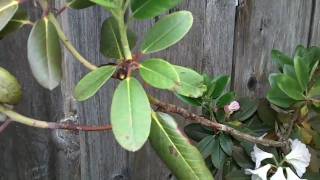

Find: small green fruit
[0,66,22,104]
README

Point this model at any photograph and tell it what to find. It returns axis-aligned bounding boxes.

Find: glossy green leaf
[277,74,305,100]
[0,7,28,39]
[111,77,151,151]
[174,65,206,98]
[219,134,233,156]
[283,65,296,79]
[184,123,213,142]
[257,100,276,127]
[100,17,137,59]
[197,135,216,159]
[141,11,193,54]
[27,18,62,90]
[309,60,319,81]
[232,146,253,169]
[149,112,214,180]
[176,94,202,107]
[211,75,230,98]
[132,0,183,19]
[271,49,292,67]
[0,66,22,104]
[232,98,258,121]
[216,92,235,108]
[74,66,116,101]
[68,0,94,9]
[90,0,119,9]
[0,0,18,31]
[140,58,179,89]
[211,138,226,169]
[294,55,309,90]
[225,170,250,180]
[308,79,320,98]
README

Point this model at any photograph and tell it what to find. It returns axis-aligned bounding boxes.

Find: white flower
[251,144,274,168]
[285,139,311,177]
[270,167,286,180]
[286,167,307,180]
[224,101,240,114]
[245,164,271,180]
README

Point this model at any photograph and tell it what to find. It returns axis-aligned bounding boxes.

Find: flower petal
[251,145,274,168]
[270,167,286,180]
[245,164,271,180]
[286,167,307,180]
[285,139,311,177]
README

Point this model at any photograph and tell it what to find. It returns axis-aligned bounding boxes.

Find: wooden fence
[0,0,319,179]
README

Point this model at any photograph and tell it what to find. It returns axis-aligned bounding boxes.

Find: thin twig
[0,120,11,133]
[148,96,285,147]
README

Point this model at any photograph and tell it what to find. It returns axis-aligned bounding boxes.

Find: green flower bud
[0,66,22,104]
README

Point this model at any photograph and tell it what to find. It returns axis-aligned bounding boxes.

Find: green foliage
[74,65,116,101]
[0,0,18,31]
[67,0,94,9]
[0,7,28,39]
[90,0,120,10]
[131,0,183,19]
[111,77,151,151]
[27,17,62,90]
[149,112,214,180]
[141,11,193,54]
[100,17,137,59]
[0,66,22,105]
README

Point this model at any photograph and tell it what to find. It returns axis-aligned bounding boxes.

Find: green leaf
[232,98,258,121]
[271,49,292,67]
[277,74,305,100]
[216,92,235,108]
[219,134,233,156]
[140,58,179,90]
[0,7,28,39]
[74,66,116,101]
[141,11,193,54]
[100,17,137,59]
[309,60,319,81]
[132,0,183,19]
[283,65,296,79]
[184,123,213,142]
[0,0,18,31]
[257,99,276,127]
[176,94,202,107]
[27,17,62,90]
[211,138,226,169]
[197,135,216,159]
[111,77,151,151]
[225,170,250,180]
[308,79,320,98]
[90,0,119,9]
[0,66,22,105]
[174,65,206,98]
[211,75,230,98]
[67,0,94,9]
[232,146,254,169]
[294,55,309,90]
[149,112,214,180]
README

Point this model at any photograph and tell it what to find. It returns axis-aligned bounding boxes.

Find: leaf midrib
[0,1,17,12]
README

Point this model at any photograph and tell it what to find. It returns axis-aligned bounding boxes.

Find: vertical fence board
[232,0,313,97]
[309,0,320,46]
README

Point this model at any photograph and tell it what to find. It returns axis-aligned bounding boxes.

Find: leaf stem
[47,13,97,70]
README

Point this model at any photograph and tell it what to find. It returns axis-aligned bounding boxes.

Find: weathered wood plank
[309,0,320,46]
[232,0,313,97]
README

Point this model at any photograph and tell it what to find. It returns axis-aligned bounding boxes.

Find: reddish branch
[148,96,285,147]
[0,120,11,133]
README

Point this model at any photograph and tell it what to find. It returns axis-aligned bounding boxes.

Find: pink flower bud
[224,101,240,114]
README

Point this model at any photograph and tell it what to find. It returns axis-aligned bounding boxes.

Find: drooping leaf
[27,17,62,90]
[211,75,230,98]
[67,0,94,9]
[139,58,179,89]
[184,123,213,142]
[271,49,292,67]
[149,112,214,180]
[131,0,183,19]
[100,17,137,59]
[0,0,18,31]
[276,74,305,100]
[232,97,258,121]
[197,135,216,159]
[111,77,151,151]
[211,138,226,169]
[176,94,202,107]
[0,66,22,104]
[174,65,206,98]
[0,7,28,39]
[74,65,116,101]
[294,55,309,90]
[216,92,235,108]
[141,11,193,54]
[219,134,233,156]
